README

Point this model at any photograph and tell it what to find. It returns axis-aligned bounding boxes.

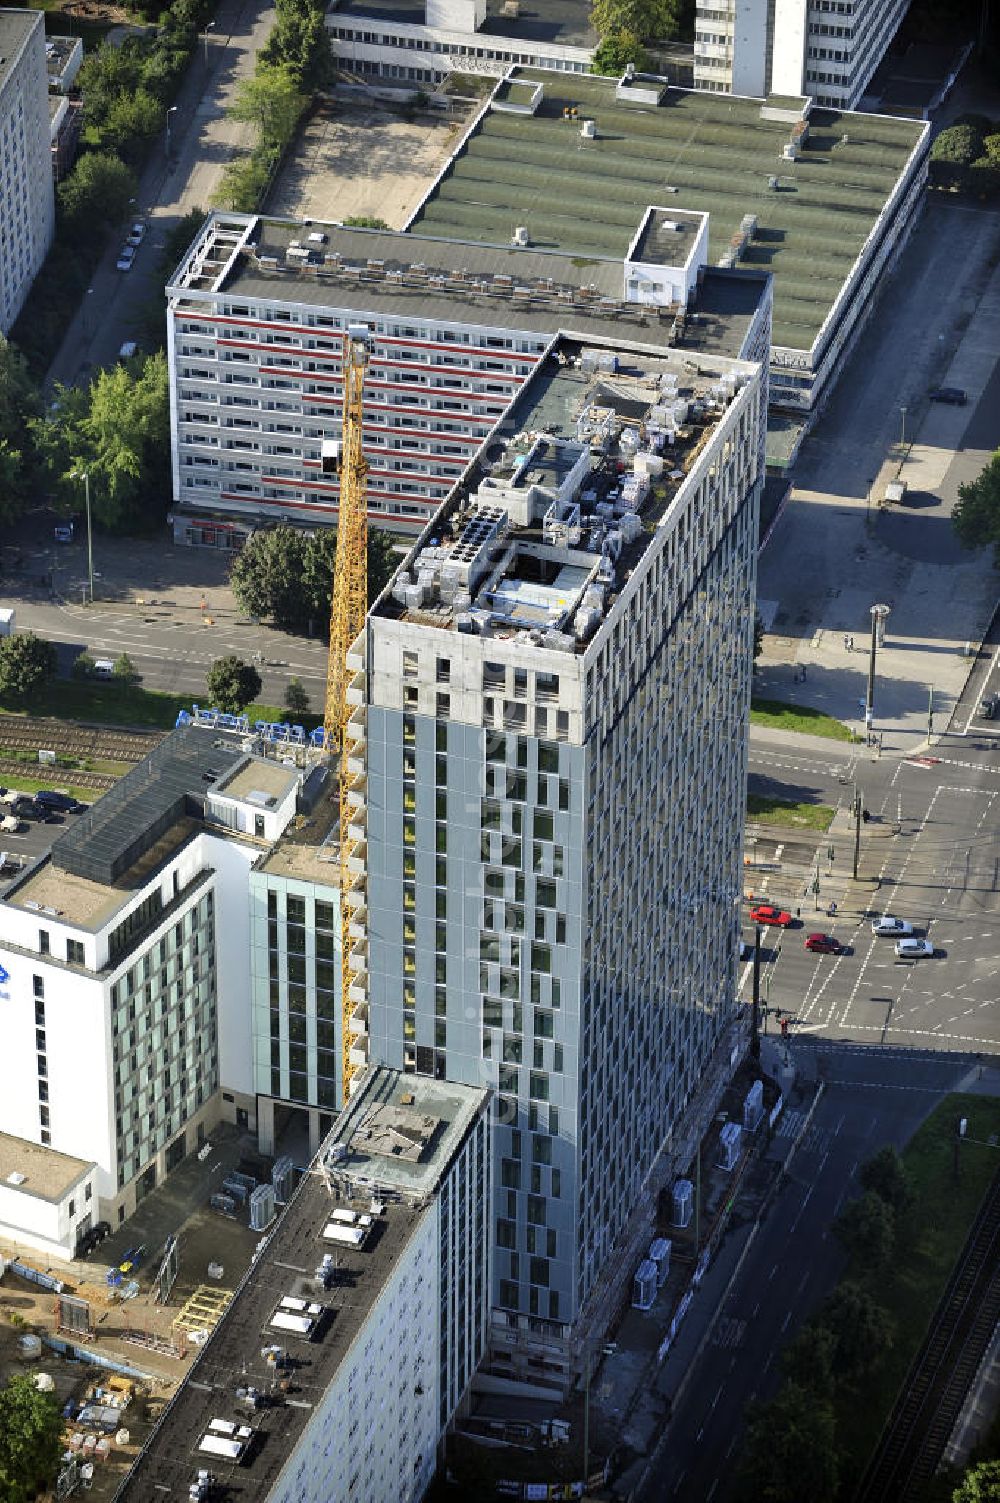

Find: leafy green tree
[0,635,58,702]
[77,42,144,127]
[739,1381,839,1502]
[227,63,307,147]
[113,652,139,683]
[933,123,983,165]
[859,1145,912,1214]
[260,0,333,92]
[952,450,1000,564]
[818,1282,893,1386]
[58,152,137,234]
[101,88,167,165]
[954,1460,1000,1502]
[284,678,311,716]
[591,0,686,44]
[230,525,311,629]
[781,1322,835,1397]
[343,216,391,229]
[31,353,170,532]
[592,30,647,73]
[207,656,263,713]
[0,1374,63,1503]
[220,152,273,214]
[71,652,96,680]
[833,1190,895,1266]
[0,336,40,519]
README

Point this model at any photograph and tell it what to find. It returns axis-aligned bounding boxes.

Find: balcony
[349,1044,368,1070]
[346,782,366,809]
[348,981,368,1006]
[347,706,366,738]
[348,1005,369,1037]
[347,754,365,780]
[346,844,367,877]
[346,671,366,708]
[348,818,366,845]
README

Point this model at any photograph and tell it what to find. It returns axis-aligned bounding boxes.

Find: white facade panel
[0,10,56,335]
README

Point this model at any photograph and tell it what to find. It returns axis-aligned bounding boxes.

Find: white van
[93,659,115,678]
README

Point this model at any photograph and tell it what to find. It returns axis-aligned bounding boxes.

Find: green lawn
[836,1094,1000,1489]
[746,793,836,831]
[0,681,290,732]
[750,696,854,742]
[0,770,105,803]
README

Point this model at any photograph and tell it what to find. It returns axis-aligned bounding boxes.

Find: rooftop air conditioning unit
[580,118,596,139]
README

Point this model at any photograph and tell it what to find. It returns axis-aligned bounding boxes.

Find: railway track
[0,760,116,792]
[0,717,162,764]
[854,1164,1000,1502]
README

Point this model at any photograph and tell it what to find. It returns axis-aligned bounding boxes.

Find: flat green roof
[410,72,927,352]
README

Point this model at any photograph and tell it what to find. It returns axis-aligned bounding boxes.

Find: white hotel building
[0,8,55,334]
[694,0,912,107]
[166,209,771,547]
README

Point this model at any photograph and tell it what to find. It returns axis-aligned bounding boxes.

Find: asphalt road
[645,1049,976,1502]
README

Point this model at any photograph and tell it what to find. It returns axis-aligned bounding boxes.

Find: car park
[872,916,913,937]
[34,790,86,813]
[116,244,136,272]
[749,903,793,927]
[929,386,967,405]
[805,933,842,954]
[895,938,934,959]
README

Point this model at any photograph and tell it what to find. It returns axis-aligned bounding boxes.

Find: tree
[781,1322,835,1397]
[71,652,96,680]
[230,525,396,633]
[227,63,307,148]
[343,216,391,230]
[954,1460,1000,1502]
[952,450,1000,564]
[930,123,985,190]
[31,352,170,532]
[0,336,41,522]
[859,1145,912,1214]
[0,634,57,703]
[833,1190,895,1266]
[0,1374,63,1503]
[818,1282,893,1386]
[57,152,137,234]
[260,0,334,92]
[113,652,139,683]
[285,678,311,716]
[739,1382,839,1502]
[592,29,647,73]
[207,656,263,713]
[101,88,167,166]
[591,0,686,44]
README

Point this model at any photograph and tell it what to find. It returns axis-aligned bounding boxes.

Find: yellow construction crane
[324,327,370,1106]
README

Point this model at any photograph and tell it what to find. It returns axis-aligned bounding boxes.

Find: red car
[805,933,842,954]
[749,903,792,927]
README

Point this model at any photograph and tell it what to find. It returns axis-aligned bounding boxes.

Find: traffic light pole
[751,926,762,1062]
[853,785,863,881]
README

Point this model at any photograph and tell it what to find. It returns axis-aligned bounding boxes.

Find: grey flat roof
[113,1068,487,1503]
[0,1132,93,1204]
[632,207,704,269]
[330,0,595,47]
[192,216,766,360]
[0,9,39,95]
[409,70,928,351]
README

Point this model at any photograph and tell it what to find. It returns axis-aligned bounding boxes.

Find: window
[67,939,85,965]
[39,930,50,955]
[32,976,44,1000]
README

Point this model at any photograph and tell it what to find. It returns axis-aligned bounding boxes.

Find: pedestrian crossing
[774,1109,804,1139]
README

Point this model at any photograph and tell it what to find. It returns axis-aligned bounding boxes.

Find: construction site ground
[0,1124,264,1500]
[267,96,473,229]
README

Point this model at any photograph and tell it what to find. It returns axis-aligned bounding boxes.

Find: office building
[166,204,770,545]
[0,8,56,334]
[0,727,301,1228]
[114,1066,490,1503]
[355,322,764,1388]
[693,0,912,109]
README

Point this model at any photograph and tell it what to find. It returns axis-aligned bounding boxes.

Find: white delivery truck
[0,608,14,636]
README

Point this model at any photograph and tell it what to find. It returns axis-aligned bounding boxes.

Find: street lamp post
[900,406,907,449]
[165,105,179,158]
[204,20,216,68]
[72,470,94,603]
[865,602,891,737]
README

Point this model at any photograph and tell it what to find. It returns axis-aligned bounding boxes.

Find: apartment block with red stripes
[165,211,771,548]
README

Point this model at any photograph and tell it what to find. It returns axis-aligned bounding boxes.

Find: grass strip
[746,793,836,831]
[836,1093,1000,1489]
[0,683,292,732]
[750,696,854,741]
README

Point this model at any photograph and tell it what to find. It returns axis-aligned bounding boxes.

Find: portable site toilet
[649,1237,671,1287]
[744,1080,764,1133]
[672,1179,693,1229]
[718,1121,742,1171]
[632,1259,657,1311]
[249,1184,276,1232]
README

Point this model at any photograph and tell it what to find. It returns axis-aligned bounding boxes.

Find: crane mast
[325,328,370,1107]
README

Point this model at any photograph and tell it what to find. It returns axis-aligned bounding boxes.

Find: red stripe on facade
[177,311,544,363]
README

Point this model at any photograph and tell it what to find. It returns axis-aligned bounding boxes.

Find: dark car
[805,932,842,954]
[979,694,1000,720]
[34,790,86,814]
[929,386,967,405]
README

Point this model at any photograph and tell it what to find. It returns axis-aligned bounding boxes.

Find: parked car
[929,386,967,405]
[0,814,23,834]
[979,693,1000,720]
[872,916,913,937]
[895,938,934,959]
[116,244,137,272]
[34,790,86,813]
[749,903,793,927]
[125,219,147,247]
[53,523,74,543]
[118,341,138,360]
[805,932,842,954]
